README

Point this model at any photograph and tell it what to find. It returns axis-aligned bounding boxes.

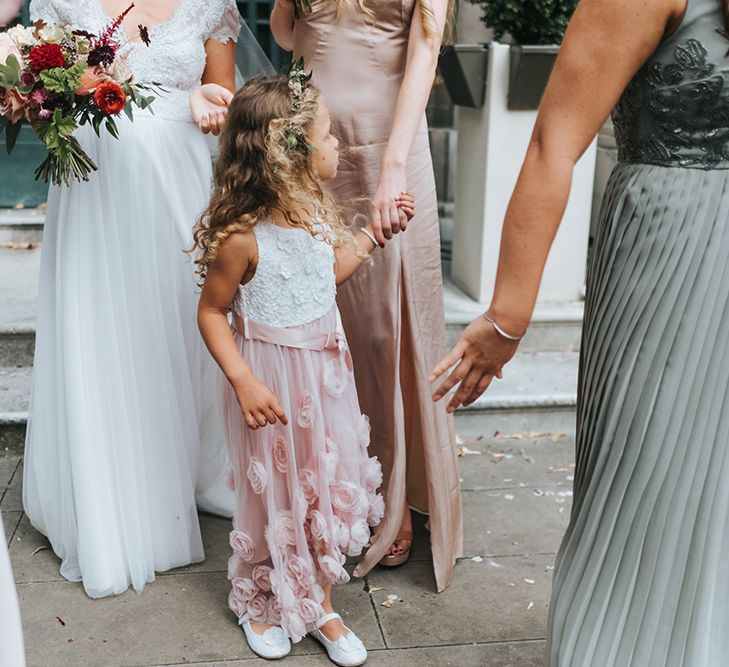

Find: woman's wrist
[485,306,530,340]
[359,226,379,252]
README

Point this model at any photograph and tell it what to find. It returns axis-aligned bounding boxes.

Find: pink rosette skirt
[223,306,384,642]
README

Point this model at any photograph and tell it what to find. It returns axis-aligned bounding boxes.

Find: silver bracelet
[360,227,378,250]
[482,313,524,341]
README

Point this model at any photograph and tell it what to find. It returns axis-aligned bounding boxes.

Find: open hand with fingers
[233,372,288,430]
[429,313,522,413]
[190,83,234,135]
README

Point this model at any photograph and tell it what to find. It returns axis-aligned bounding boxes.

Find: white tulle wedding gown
[24,0,240,598]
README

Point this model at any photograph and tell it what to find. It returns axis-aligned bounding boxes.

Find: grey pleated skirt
[548,162,729,666]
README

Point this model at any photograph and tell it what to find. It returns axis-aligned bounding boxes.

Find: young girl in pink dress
[192,71,414,665]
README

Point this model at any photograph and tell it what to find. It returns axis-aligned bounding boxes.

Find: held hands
[429,313,521,413]
[371,165,409,245]
[233,373,288,430]
[190,83,234,136]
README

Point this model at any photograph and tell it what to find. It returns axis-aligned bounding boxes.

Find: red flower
[93,81,126,115]
[28,43,65,72]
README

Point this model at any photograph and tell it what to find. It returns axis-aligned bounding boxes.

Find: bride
[24,0,248,598]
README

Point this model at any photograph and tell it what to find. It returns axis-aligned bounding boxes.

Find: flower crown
[284,58,315,153]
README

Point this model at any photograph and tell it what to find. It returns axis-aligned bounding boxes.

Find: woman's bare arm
[431,0,686,411]
[191,39,237,135]
[271,0,295,52]
[370,0,448,244]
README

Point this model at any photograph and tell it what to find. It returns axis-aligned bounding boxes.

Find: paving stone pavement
[3,435,575,667]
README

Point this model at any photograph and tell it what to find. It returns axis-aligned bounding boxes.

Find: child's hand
[234,374,288,430]
[396,191,415,223]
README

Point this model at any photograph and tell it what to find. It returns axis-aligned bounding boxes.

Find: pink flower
[309,510,330,544]
[228,587,247,617]
[318,554,349,585]
[247,593,269,623]
[287,554,316,589]
[252,565,272,592]
[229,530,255,562]
[37,108,52,120]
[309,583,325,604]
[232,577,259,603]
[266,597,282,625]
[0,88,27,124]
[29,88,49,106]
[298,469,319,504]
[274,511,297,549]
[285,610,307,642]
[323,358,349,397]
[332,517,350,551]
[298,597,324,625]
[349,520,371,555]
[363,457,383,492]
[75,65,111,96]
[330,481,363,514]
[270,568,298,611]
[321,438,339,478]
[297,392,316,429]
[356,414,371,448]
[272,436,289,473]
[368,493,385,526]
[247,457,267,494]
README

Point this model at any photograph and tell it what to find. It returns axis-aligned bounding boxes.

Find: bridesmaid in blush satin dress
[271,0,463,591]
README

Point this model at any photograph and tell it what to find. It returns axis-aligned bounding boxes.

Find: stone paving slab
[165,640,546,666]
[366,558,551,650]
[17,573,383,667]
[1,458,22,511]
[5,436,575,666]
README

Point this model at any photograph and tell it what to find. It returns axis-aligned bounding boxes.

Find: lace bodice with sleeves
[233,221,337,328]
[29,0,240,122]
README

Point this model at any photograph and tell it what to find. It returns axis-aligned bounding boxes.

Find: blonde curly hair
[191,75,352,281]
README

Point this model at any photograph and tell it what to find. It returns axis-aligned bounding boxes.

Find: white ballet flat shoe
[310,612,368,666]
[242,620,291,660]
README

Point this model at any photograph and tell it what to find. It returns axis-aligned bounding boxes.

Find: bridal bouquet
[0,4,156,185]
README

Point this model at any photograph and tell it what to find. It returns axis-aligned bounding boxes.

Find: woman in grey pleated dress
[430,0,729,664]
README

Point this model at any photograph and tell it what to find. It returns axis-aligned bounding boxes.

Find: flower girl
[192,70,414,665]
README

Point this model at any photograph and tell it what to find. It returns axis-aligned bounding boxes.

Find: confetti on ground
[368,587,384,594]
[1,241,39,250]
[548,466,571,474]
[490,452,507,462]
[55,617,65,627]
[381,594,405,608]
[566,475,574,481]
[471,556,483,563]
[556,497,566,504]
[504,494,514,501]
[488,559,503,568]
[458,446,482,457]
[386,594,399,601]
[520,448,535,464]
[545,565,555,572]
[533,489,545,497]
[524,579,535,585]
[527,602,535,611]
[32,546,49,555]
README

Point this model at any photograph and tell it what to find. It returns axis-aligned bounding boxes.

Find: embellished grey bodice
[613,0,729,169]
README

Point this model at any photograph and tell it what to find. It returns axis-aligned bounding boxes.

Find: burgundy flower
[87,44,115,67]
[20,71,36,87]
[138,24,150,46]
[28,43,65,72]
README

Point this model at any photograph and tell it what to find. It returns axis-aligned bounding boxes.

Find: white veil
[235,15,277,87]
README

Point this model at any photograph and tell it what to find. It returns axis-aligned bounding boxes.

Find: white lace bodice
[29,0,240,122]
[234,221,337,328]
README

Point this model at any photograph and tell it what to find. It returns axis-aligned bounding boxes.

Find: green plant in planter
[469,0,577,45]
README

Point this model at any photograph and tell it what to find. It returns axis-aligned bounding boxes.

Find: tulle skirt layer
[23,116,233,599]
[224,307,384,642]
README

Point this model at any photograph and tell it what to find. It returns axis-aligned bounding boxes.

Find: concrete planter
[450,41,596,305]
[508,44,559,110]
[438,44,489,108]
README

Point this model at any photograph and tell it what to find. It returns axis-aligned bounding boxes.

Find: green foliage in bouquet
[468,0,577,45]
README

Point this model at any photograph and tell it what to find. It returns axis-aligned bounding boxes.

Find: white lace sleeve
[206,0,241,44]
[29,0,62,23]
